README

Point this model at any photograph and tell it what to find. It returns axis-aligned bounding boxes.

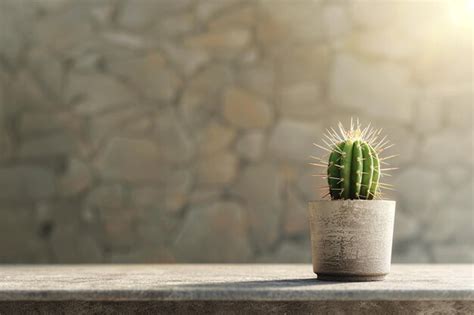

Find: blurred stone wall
[0,0,472,263]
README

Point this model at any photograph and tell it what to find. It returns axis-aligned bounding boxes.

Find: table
[0,264,472,314]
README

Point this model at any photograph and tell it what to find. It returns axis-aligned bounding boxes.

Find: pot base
[316,273,386,282]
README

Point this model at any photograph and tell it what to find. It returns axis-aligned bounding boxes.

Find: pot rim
[308,199,396,205]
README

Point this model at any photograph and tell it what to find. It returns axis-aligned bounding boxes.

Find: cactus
[312,119,397,200]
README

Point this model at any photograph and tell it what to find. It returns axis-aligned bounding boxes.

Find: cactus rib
[314,119,393,200]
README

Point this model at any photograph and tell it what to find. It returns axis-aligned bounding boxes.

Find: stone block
[118,0,191,30]
[283,188,308,237]
[432,244,474,263]
[234,163,282,251]
[0,1,32,65]
[353,29,415,60]
[50,225,103,263]
[188,188,222,205]
[446,89,473,129]
[297,168,326,201]
[34,3,97,55]
[208,6,256,30]
[393,168,444,221]
[0,205,46,263]
[197,121,236,155]
[27,49,64,98]
[85,185,125,215]
[421,130,472,167]
[392,243,431,263]
[155,108,194,164]
[197,152,238,186]
[329,54,415,124]
[378,124,417,165]
[131,169,192,213]
[351,0,399,28]
[58,159,93,197]
[155,13,195,38]
[235,132,265,161]
[269,119,322,162]
[223,87,273,129]
[393,208,420,243]
[107,52,182,102]
[185,29,251,56]
[258,240,311,263]
[258,0,324,43]
[279,82,322,119]
[179,64,232,127]
[237,62,275,99]
[321,4,351,39]
[100,31,146,50]
[195,0,240,22]
[66,73,136,114]
[425,205,473,243]
[275,44,329,85]
[424,182,473,243]
[6,71,52,112]
[0,166,55,200]
[95,138,163,183]
[414,98,443,134]
[174,201,252,262]
[90,107,153,147]
[161,43,210,77]
[19,133,76,159]
[19,112,80,137]
[85,185,139,249]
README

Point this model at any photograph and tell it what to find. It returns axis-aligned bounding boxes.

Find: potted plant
[308,119,397,281]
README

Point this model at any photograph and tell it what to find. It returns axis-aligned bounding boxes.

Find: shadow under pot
[307,200,396,282]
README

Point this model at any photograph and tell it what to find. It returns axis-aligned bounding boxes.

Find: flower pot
[307,200,395,282]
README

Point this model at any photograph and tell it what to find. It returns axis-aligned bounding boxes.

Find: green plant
[312,119,397,200]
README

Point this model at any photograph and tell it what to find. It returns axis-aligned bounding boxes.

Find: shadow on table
[174,278,338,289]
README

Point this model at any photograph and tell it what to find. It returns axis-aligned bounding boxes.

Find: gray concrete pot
[307,200,396,282]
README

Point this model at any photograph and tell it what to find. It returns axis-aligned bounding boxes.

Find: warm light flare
[448,0,474,28]
[469,0,474,11]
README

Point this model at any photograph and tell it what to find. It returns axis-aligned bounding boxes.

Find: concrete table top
[0,264,472,302]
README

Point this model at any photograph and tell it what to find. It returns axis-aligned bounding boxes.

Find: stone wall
[0,0,472,263]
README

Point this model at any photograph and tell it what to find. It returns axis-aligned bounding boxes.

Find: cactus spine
[313,119,396,200]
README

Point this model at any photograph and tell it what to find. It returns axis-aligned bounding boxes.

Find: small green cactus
[312,119,397,200]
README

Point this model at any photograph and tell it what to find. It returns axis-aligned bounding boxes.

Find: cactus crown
[312,118,397,200]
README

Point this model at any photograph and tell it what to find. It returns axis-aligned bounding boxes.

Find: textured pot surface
[307,200,395,281]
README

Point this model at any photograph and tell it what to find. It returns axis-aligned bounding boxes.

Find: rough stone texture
[95,138,163,183]
[393,209,420,243]
[269,120,322,162]
[174,202,251,262]
[235,163,282,251]
[235,131,265,161]
[421,130,472,167]
[414,97,443,133]
[58,159,93,196]
[393,168,446,221]
[258,241,312,263]
[131,169,192,214]
[0,0,472,264]
[279,82,322,119]
[330,54,415,124]
[0,166,55,200]
[283,188,308,237]
[107,53,182,102]
[0,265,472,301]
[223,87,273,129]
[66,74,136,114]
[197,152,238,186]
[197,121,236,155]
